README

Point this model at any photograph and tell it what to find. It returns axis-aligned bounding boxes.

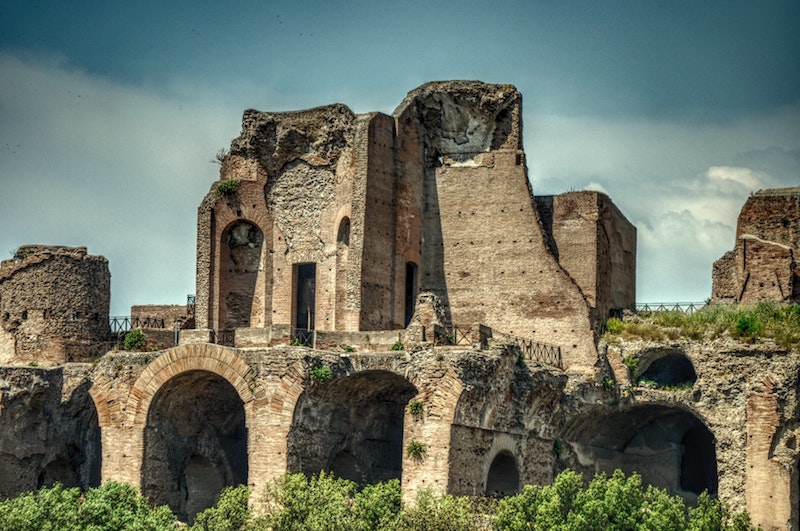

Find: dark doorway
[486,451,520,496]
[295,263,316,345]
[680,426,718,495]
[404,262,418,327]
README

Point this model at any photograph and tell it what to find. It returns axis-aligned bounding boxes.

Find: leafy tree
[191,485,251,531]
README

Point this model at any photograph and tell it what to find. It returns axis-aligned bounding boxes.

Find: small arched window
[337,217,350,246]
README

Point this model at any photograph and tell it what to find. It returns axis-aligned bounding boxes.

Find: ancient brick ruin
[0,82,798,530]
[712,187,800,304]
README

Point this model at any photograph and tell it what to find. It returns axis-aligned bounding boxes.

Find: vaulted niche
[404,262,418,327]
[638,351,697,388]
[36,379,101,495]
[141,371,247,523]
[287,370,417,485]
[335,217,350,330]
[565,405,717,501]
[219,220,263,330]
[486,451,520,496]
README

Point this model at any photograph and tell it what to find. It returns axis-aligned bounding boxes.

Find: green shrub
[622,355,639,377]
[391,341,404,351]
[311,365,332,384]
[399,489,475,531]
[0,482,175,531]
[406,440,426,461]
[408,400,424,419]
[605,317,624,334]
[190,485,250,530]
[215,179,240,196]
[259,472,358,531]
[123,328,146,351]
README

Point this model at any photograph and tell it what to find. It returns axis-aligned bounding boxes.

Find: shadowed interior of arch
[639,352,697,388]
[486,451,520,496]
[141,370,247,523]
[564,405,718,501]
[287,370,417,485]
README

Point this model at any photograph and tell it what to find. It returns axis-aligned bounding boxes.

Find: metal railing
[514,338,563,370]
[634,302,707,315]
[109,316,166,334]
[211,329,235,347]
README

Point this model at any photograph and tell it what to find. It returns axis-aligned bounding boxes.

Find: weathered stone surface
[712,187,800,303]
[0,246,110,365]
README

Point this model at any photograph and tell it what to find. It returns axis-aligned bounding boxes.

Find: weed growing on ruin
[406,440,426,461]
[310,365,332,384]
[343,344,355,353]
[391,341,404,351]
[602,378,616,391]
[123,329,146,351]
[622,355,639,377]
[215,179,240,196]
[552,439,563,456]
[408,400,424,419]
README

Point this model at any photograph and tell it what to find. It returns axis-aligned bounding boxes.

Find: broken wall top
[394,81,522,161]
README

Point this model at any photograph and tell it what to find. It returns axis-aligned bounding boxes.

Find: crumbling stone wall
[0,365,101,498]
[0,246,110,365]
[712,187,800,303]
[535,191,636,323]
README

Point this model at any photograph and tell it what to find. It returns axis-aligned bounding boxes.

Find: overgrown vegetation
[215,179,240,197]
[0,470,757,530]
[123,328,146,351]
[603,302,800,351]
[406,440,426,461]
[310,365,332,383]
[391,341,404,351]
[408,400,424,419]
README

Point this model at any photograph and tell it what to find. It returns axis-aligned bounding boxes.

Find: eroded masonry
[1,82,799,530]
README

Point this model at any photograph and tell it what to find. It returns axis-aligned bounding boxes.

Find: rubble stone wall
[0,246,110,365]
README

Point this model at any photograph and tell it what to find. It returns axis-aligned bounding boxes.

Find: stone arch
[485,451,520,496]
[141,369,247,523]
[218,219,265,330]
[562,404,717,501]
[287,369,418,485]
[128,344,256,427]
[637,348,697,388]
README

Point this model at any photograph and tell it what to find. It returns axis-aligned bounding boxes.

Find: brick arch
[128,343,258,427]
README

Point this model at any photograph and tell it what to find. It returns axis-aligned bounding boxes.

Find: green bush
[215,179,240,196]
[191,485,251,531]
[123,328,146,351]
[399,489,475,531]
[311,365,332,384]
[391,341,404,351]
[0,482,175,531]
[406,440,426,461]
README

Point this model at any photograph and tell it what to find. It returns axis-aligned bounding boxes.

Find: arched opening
[337,217,350,246]
[219,220,263,330]
[639,352,697,388]
[486,451,520,496]
[404,262,418,327]
[563,405,717,502]
[335,217,350,330]
[141,370,247,523]
[287,370,417,485]
[680,426,718,495]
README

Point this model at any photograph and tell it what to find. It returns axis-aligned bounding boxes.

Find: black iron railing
[514,338,563,370]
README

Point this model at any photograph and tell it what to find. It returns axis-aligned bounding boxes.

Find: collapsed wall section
[0,246,110,365]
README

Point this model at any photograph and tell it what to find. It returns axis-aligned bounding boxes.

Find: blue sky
[1,1,798,315]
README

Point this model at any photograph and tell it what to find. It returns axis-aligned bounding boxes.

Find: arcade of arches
[75,342,800,530]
